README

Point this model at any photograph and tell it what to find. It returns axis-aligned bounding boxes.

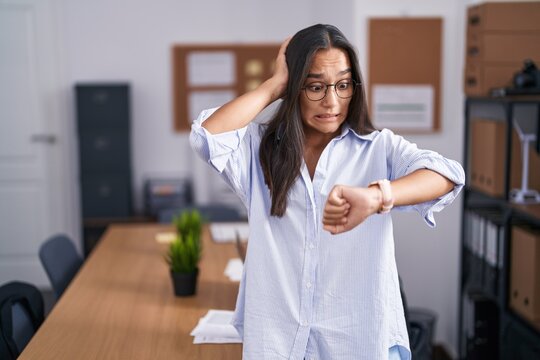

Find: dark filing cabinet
[76,83,133,255]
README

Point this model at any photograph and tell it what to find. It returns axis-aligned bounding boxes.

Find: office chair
[0,281,44,359]
[399,277,437,360]
[158,204,244,223]
[39,234,83,298]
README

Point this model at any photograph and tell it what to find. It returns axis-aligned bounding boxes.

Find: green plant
[165,210,203,274]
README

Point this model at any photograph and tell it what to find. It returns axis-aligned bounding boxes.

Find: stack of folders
[463,209,505,296]
[190,310,242,344]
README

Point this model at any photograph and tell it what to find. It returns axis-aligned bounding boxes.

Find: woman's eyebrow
[306,68,352,79]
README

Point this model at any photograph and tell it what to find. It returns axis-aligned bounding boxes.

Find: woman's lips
[315,114,339,121]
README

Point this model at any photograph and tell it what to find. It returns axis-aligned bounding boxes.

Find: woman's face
[299,47,352,138]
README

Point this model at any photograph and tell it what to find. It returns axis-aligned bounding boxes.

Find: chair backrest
[39,234,83,298]
[158,204,244,223]
[0,281,44,359]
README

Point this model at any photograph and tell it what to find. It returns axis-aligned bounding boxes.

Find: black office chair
[39,234,83,298]
[399,277,437,360]
[0,281,44,359]
[158,204,244,223]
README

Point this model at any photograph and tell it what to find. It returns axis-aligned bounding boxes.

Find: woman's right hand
[267,37,291,101]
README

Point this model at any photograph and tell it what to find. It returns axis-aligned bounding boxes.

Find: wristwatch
[369,179,394,214]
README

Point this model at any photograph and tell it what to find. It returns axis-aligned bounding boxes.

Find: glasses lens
[335,79,355,99]
[304,83,326,101]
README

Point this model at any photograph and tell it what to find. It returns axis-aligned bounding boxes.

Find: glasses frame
[301,79,360,101]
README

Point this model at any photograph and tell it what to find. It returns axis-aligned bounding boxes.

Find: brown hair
[259,24,374,217]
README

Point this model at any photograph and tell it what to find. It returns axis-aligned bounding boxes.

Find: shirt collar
[335,124,378,142]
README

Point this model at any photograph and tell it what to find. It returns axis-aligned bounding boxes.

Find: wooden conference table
[20,224,242,359]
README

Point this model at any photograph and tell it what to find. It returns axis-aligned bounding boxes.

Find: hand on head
[322,185,382,235]
[269,36,292,101]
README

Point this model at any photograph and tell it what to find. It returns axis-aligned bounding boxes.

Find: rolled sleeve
[385,129,465,227]
[190,107,248,173]
[189,107,254,206]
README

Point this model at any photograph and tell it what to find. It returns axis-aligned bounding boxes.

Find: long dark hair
[259,24,374,217]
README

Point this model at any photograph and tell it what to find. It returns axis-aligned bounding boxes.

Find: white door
[0,0,72,287]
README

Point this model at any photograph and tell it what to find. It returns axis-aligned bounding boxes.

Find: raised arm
[322,169,455,234]
[202,38,291,134]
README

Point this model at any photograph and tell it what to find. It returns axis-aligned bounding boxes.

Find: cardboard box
[470,119,507,197]
[464,2,540,96]
[464,61,518,96]
[510,129,540,193]
[510,226,540,324]
[467,2,540,32]
[466,32,540,64]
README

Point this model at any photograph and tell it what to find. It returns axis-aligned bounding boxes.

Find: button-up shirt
[190,108,465,360]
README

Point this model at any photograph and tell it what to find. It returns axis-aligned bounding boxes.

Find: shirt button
[301,322,309,327]
[309,243,315,249]
[306,282,312,289]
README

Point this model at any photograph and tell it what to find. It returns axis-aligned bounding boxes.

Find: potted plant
[165,209,203,296]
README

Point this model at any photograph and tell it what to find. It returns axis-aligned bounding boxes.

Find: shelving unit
[459,96,540,359]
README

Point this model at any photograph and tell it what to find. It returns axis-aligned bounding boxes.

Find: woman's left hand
[322,185,382,235]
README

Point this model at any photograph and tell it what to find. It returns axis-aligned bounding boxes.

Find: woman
[190,24,464,360]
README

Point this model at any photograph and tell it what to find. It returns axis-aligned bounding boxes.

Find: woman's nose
[321,86,339,106]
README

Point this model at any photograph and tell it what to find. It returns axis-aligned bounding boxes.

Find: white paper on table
[187,51,235,86]
[155,232,176,244]
[224,258,243,282]
[193,336,243,344]
[189,90,236,123]
[190,310,242,344]
[210,222,249,243]
[372,84,433,130]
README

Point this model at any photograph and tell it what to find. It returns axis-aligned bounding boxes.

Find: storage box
[470,119,507,197]
[464,61,518,96]
[466,32,540,64]
[467,2,540,32]
[464,2,540,96]
[510,226,540,324]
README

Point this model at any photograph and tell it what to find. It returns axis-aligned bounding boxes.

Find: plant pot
[170,268,199,296]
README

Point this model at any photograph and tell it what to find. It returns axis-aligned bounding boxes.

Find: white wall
[57,0,471,357]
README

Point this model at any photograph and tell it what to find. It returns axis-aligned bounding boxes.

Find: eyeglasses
[302,79,359,101]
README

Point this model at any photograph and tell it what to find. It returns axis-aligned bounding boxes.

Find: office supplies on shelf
[510,119,540,204]
[144,177,193,218]
[190,310,242,344]
[461,96,540,358]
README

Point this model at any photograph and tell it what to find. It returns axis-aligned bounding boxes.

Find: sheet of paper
[190,310,242,344]
[224,258,243,282]
[187,51,235,86]
[155,232,176,244]
[189,90,236,122]
[372,84,433,130]
[210,222,249,243]
[193,336,242,344]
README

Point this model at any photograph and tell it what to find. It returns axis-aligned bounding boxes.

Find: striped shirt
[190,108,465,360]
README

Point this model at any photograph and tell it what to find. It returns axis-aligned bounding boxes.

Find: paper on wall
[189,90,236,123]
[187,51,235,86]
[372,84,433,130]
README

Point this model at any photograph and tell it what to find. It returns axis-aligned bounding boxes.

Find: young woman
[190,24,464,360]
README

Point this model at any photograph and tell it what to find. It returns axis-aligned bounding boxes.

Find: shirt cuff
[394,156,465,228]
